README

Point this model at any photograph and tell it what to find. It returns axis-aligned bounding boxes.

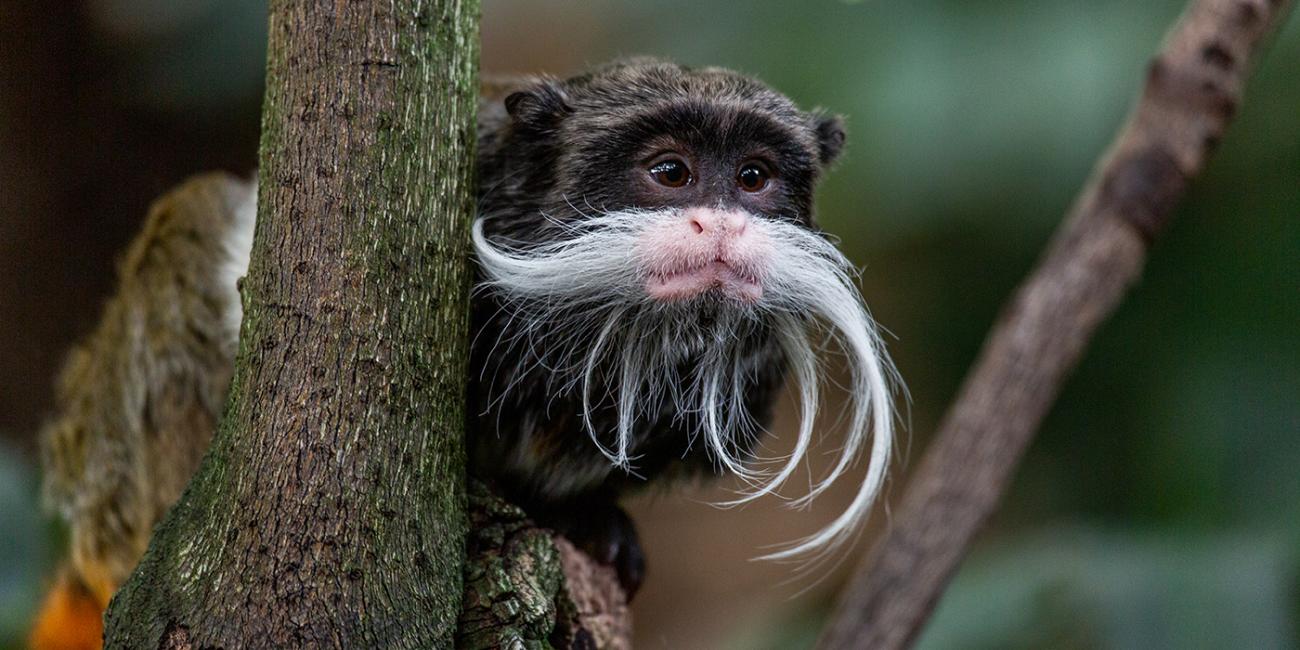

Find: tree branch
[457,483,632,650]
[817,1,1296,648]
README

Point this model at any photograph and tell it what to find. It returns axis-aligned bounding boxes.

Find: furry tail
[28,568,105,650]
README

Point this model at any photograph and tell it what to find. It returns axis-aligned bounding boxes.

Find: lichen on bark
[457,482,631,650]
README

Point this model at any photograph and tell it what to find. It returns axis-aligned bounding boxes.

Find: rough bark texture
[103,0,480,647]
[457,482,632,650]
[818,1,1296,649]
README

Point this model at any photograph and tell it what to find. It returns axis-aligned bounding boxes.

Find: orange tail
[28,570,105,650]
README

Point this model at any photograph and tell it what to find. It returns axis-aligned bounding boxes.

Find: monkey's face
[475,60,893,560]
[488,59,845,308]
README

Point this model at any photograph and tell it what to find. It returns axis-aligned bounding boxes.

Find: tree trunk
[103,0,480,646]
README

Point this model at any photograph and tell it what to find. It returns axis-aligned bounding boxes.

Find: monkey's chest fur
[466,296,788,509]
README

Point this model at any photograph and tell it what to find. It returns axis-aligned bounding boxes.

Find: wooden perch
[457,482,632,650]
[817,1,1297,648]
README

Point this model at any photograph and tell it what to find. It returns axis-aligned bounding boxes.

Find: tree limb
[457,483,632,650]
[817,1,1297,648]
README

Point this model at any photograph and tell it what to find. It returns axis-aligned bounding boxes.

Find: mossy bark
[456,482,632,650]
[103,0,480,647]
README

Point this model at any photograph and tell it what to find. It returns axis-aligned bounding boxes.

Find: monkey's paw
[541,499,646,599]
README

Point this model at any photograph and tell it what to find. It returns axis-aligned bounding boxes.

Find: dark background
[1,1,1296,648]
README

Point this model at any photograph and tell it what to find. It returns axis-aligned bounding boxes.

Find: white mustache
[472,207,898,561]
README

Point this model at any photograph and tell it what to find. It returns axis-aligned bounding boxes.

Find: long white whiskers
[472,209,897,562]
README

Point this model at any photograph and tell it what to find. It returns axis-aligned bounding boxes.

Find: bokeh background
[1,1,1296,648]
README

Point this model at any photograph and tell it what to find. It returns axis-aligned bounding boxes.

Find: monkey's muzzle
[640,208,771,304]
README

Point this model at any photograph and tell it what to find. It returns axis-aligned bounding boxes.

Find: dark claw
[534,497,646,598]
[603,506,645,597]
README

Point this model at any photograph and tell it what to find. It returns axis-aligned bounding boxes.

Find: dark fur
[470,59,845,591]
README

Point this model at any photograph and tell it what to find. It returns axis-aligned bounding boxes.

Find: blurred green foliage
[0,443,49,649]
[1,1,1294,648]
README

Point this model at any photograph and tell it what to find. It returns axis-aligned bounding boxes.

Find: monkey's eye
[648,159,692,188]
[737,163,770,193]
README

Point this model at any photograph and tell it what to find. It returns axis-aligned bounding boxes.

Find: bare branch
[817,1,1296,648]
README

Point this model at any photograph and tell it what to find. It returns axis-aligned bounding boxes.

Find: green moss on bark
[103,1,480,647]
[457,482,570,650]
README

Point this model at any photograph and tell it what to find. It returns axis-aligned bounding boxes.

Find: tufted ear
[812,112,847,166]
[504,80,572,130]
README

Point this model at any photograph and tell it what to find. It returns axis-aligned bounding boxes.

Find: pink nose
[638,207,769,304]
[685,207,747,237]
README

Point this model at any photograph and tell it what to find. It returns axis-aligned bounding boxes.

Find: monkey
[30,58,897,648]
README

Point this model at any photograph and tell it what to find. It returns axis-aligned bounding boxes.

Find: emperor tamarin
[33,58,897,642]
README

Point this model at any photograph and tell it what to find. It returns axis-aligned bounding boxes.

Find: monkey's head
[479,57,844,256]
[475,58,894,560]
